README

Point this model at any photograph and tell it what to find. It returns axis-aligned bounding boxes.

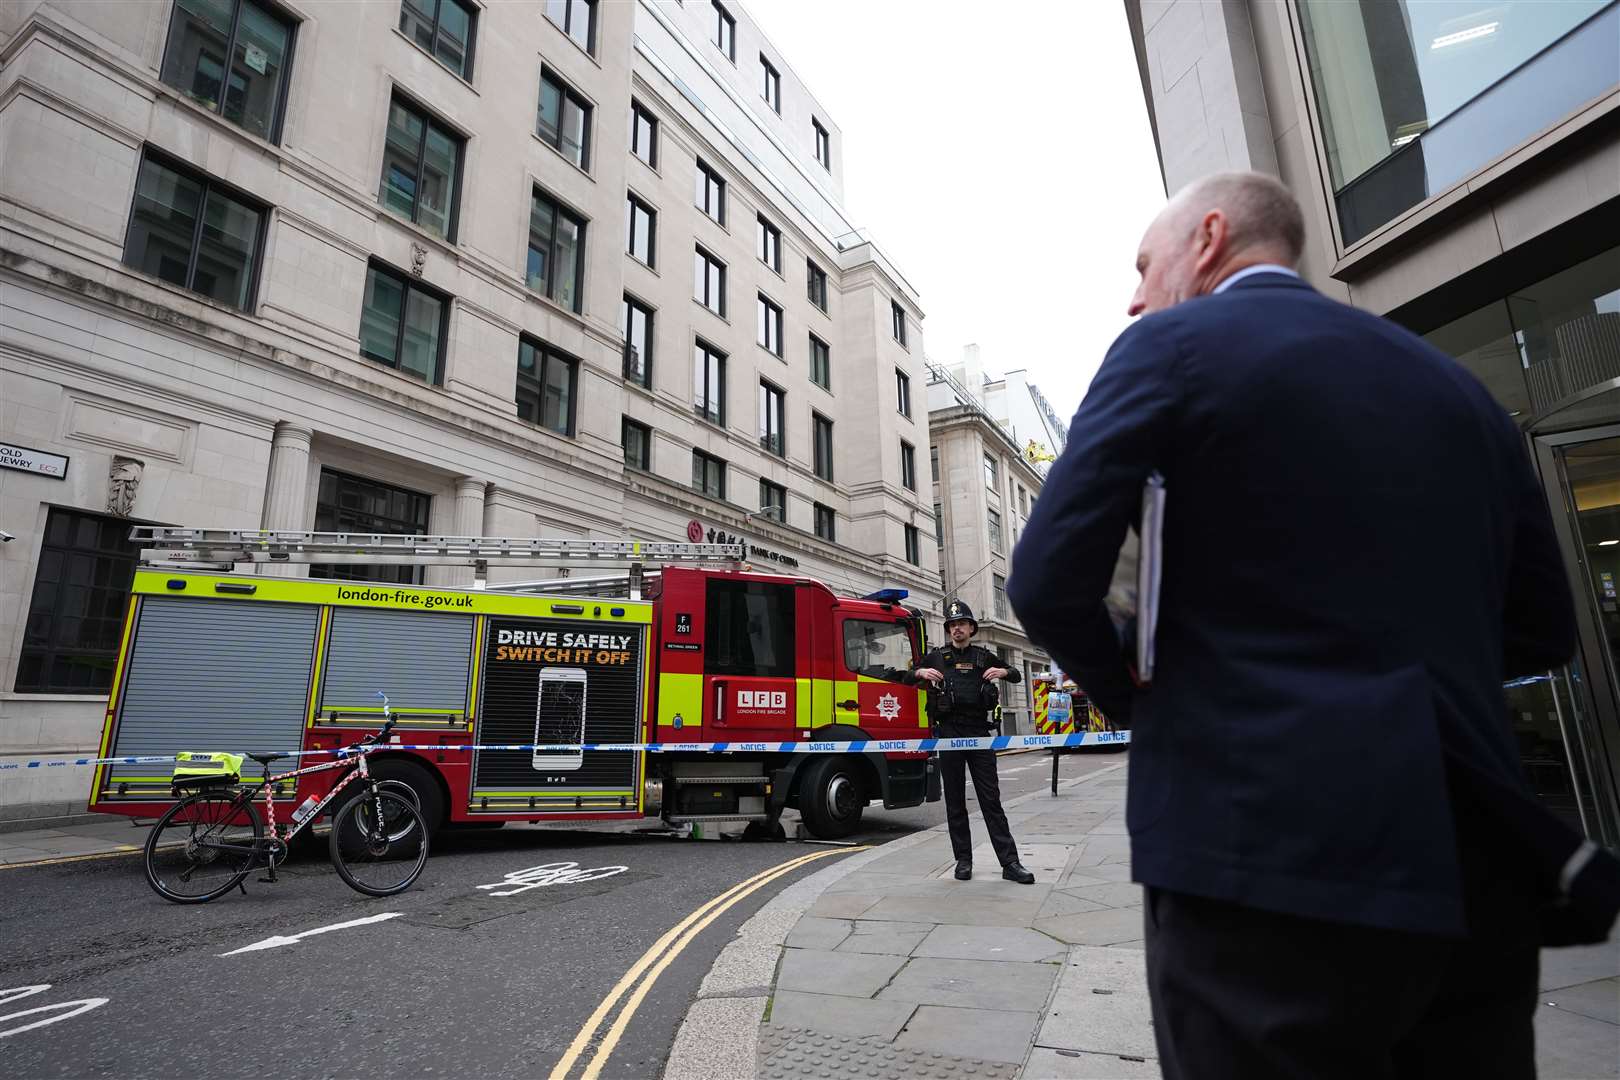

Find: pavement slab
[1023,1047,1161,1077]
[836,929,929,956]
[1532,1001,1620,1079]
[893,1004,1040,1064]
[912,925,1069,964]
[877,957,1059,1012]
[783,916,852,950]
[756,1026,1017,1080]
[765,990,916,1041]
[1037,891,1110,919]
[1541,940,1620,991]
[776,947,908,998]
[1060,881,1144,909]
[807,891,882,919]
[1035,906,1147,946]
[1542,977,1620,1025]
[860,894,1045,926]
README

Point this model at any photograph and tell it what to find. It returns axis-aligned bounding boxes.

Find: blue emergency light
[862,588,909,602]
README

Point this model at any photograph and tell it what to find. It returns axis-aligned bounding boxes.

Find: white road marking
[0,986,108,1039]
[218,912,404,956]
[476,861,629,897]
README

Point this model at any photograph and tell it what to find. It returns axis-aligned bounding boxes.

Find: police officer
[914,600,1035,884]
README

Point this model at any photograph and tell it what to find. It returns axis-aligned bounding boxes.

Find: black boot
[1002,862,1035,884]
[954,860,972,880]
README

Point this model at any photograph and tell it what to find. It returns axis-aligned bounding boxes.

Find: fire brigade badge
[876,692,902,720]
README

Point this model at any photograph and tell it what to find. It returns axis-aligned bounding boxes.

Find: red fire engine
[89,529,939,839]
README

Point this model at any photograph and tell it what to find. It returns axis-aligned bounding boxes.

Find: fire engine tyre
[328,788,430,897]
[799,756,865,839]
[143,793,263,904]
[364,759,443,834]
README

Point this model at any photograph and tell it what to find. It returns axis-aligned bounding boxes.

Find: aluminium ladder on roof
[128,527,745,598]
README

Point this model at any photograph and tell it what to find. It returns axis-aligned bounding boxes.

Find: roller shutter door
[320,608,473,712]
[109,597,319,785]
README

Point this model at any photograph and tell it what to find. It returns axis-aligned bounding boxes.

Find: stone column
[444,476,487,587]
[260,423,313,576]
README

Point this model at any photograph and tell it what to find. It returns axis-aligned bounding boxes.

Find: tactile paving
[758,1026,1019,1080]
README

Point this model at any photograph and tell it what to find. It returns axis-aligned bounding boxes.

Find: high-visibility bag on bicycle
[169,751,243,792]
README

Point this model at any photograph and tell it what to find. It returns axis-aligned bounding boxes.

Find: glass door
[1533,430,1620,845]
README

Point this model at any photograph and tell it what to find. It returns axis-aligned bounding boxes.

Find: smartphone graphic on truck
[533,667,587,772]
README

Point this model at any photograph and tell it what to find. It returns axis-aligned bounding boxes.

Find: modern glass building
[1127,0,1620,844]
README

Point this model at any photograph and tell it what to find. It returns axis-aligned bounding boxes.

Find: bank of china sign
[0,444,69,479]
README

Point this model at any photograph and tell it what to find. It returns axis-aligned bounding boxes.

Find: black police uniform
[919,636,1024,875]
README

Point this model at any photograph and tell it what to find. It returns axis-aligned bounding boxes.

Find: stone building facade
[0,0,937,823]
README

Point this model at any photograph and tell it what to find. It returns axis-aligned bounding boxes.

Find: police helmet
[943,599,978,633]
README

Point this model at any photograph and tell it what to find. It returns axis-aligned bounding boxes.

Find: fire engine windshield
[843,619,916,683]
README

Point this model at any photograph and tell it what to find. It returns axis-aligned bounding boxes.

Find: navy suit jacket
[1007,273,1577,937]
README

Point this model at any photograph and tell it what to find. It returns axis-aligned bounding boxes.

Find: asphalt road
[0,750,1117,1079]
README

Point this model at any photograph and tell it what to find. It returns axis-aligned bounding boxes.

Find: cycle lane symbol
[476,861,629,897]
[0,985,108,1040]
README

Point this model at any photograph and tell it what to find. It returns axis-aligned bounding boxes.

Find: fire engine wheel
[362,759,444,834]
[799,756,865,839]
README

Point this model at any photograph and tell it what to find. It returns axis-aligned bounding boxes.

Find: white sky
[744,0,1168,420]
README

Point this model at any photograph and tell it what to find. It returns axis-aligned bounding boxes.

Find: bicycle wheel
[328,788,428,897]
[144,792,262,904]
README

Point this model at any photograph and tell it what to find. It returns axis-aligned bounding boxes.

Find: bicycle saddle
[246,751,289,765]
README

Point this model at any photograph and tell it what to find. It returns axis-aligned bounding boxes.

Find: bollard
[1051,746,1060,794]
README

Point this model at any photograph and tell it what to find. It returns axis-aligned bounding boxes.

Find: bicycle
[142,694,429,904]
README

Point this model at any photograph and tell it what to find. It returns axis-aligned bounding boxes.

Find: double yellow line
[548,845,866,1080]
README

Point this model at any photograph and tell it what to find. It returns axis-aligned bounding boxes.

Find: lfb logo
[737,690,787,710]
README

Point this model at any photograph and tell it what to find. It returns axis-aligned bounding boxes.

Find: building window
[516,337,578,437]
[695,159,726,224]
[812,117,830,169]
[694,246,726,316]
[378,95,462,241]
[896,369,911,418]
[983,452,998,489]
[160,0,294,142]
[543,0,595,54]
[537,67,591,169]
[759,479,787,520]
[758,294,783,356]
[622,416,651,471]
[757,214,781,272]
[693,449,726,499]
[399,0,475,80]
[359,260,447,383]
[809,334,831,390]
[904,525,920,566]
[993,573,1008,619]
[627,193,655,267]
[123,150,265,311]
[814,502,836,541]
[310,470,429,584]
[712,0,735,61]
[15,509,141,693]
[759,381,785,456]
[900,440,916,490]
[813,412,834,481]
[934,503,944,544]
[630,100,657,168]
[761,54,780,112]
[930,445,940,482]
[1017,485,1027,515]
[891,300,908,346]
[806,258,828,311]
[693,339,726,425]
[527,187,585,312]
[621,294,653,387]
[988,508,1002,552]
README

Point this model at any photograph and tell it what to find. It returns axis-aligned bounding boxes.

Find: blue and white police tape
[0,730,1131,771]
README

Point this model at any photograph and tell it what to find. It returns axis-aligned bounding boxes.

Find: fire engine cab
[89,528,940,839]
